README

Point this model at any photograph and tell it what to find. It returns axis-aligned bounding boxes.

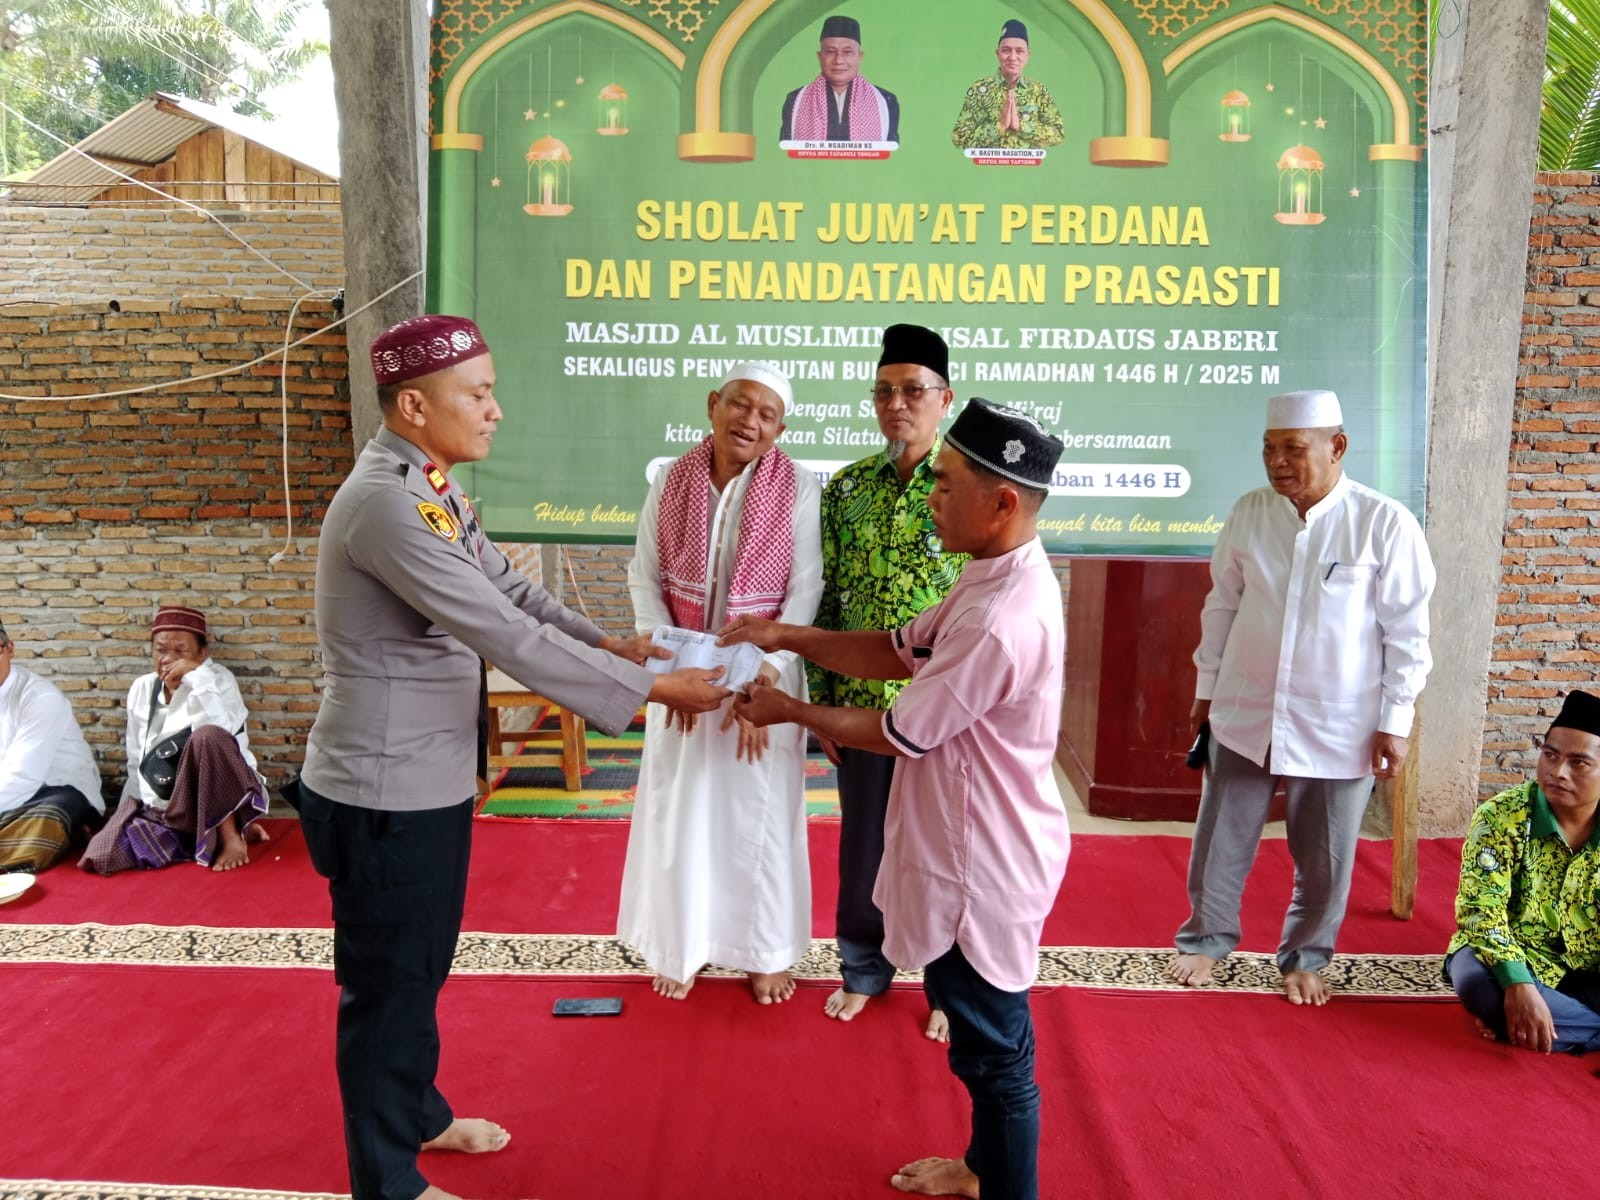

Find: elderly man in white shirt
[81,605,268,875]
[1169,390,1435,1005]
[0,622,104,872]
[618,361,824,1003]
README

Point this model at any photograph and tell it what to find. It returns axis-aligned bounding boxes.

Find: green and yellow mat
[480,720,843,819]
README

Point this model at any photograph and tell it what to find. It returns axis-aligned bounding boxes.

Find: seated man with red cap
[1445,688,1600,1055]
[80,605,267,874]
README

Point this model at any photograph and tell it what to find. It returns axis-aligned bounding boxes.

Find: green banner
[428,0,1427,553]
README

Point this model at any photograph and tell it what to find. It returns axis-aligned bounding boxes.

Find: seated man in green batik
[1445,688,1600,1054]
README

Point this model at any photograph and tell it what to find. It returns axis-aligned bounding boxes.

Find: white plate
[0,873,37,903]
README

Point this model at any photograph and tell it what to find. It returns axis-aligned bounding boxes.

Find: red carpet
[0,819,1460,952]
[0,962,1589,1200]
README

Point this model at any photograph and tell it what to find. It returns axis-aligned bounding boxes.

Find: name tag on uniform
[417,502,459,541]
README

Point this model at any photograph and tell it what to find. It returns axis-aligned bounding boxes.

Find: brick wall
[0,296,349,801]
[0,206,344,301]
[1482,170,1600,795]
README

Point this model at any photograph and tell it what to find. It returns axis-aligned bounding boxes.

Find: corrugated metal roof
[4,91,339,203]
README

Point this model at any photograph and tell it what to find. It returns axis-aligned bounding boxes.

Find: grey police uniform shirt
[302,426,654,811]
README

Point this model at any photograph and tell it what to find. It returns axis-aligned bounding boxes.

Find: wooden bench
[480,667,588,796]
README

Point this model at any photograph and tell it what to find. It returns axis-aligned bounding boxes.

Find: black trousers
[298,783,473,1200]
[835,746,897,994]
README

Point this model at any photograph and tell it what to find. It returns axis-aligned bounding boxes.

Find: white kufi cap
[719,360,793,410]
[1265,389,1342,430]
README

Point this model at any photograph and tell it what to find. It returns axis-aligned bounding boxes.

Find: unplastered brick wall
[1483,171,1600,796]
[0,206,344,301]
[0,297,350,802]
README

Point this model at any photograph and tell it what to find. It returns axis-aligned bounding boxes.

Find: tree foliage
[0,0,324,177]
[1541,0,1600,171]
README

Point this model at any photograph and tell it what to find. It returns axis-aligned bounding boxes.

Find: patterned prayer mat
[0,922,1452,999]
[480,739,844,820]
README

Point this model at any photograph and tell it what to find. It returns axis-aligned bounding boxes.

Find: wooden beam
[1389,716,1422,920]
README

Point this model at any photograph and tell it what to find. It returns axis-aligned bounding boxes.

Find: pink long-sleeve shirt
[876,537,1070,992]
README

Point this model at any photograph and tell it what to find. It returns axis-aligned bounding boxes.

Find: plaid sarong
[79,724,266,874]
[0,785,96,873]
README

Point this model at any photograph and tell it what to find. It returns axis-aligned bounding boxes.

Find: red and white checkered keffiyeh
[657,437,796,632]
[790,74,886,141]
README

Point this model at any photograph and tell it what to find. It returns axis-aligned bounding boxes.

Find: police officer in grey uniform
[297,314,730,1200]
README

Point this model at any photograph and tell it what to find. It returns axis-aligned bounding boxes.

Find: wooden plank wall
[91,126,336,206]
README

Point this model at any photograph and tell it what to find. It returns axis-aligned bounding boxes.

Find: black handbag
[137,682,192,802]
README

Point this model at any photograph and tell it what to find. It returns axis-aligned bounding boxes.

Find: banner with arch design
[428,0,1427,553]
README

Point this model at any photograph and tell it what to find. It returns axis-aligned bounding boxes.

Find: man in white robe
[619,361,823,1003]
[1169,390,1435,1005]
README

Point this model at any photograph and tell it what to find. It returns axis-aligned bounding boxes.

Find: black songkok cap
[1549,690,1600,739]
[1001,19,1028,42]
[945,397,1064,492]
[878,323,949,381]
[821,15,861,43]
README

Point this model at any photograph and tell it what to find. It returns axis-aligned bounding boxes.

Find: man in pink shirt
[724,397,1068,1200]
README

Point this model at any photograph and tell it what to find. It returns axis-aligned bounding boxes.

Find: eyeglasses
[871,382,948,404]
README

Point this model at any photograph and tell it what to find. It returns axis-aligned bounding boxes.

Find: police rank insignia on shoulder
[423,462,450,495]
[416,501,459,541]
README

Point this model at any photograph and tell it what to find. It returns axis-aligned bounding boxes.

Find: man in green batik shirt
[808,323,966,1039]
[1445,688,1600,1054]
[950,20,1065,152]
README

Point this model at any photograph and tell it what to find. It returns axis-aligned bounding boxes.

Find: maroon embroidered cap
[151,605,207,640]
[371,314,490,386]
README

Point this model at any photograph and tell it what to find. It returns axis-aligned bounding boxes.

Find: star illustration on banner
[490,177,502,188]
[1350,187,1361,197]
[1265,82,1275,92]
[1315,116,1328,129]
[524,108,537,120]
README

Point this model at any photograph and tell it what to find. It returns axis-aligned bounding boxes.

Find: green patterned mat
[481,733,843,820]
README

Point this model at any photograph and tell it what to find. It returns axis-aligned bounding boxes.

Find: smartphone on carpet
[553,997,624,1016]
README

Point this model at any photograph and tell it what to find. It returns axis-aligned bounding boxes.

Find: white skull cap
[1265,389,1342,430]
[719,360,793,410]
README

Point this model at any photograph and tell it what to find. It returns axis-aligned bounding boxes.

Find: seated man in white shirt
[1169,390,1435,1005]
[618,361,824,1002]
[0,621,104,872]
[81,605,268,874]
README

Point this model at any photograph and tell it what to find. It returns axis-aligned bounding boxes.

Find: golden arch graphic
[434,0,686,151]
[1162,4,1421,162]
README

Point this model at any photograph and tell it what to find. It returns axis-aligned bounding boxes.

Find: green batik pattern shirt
[807,441,968,711]
[1445,780,1600,988]
[950,75,1066,150]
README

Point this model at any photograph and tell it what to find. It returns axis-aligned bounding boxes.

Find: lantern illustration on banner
[597,83,629,135]
[525,136,573,216]
[1219,89,1251,142]
[1274,143,1325,225]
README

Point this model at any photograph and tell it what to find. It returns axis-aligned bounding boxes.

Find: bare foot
[925,1008,950,1042]
[244,822,271,844]
[414,1188,463,1200]
[211,821,250,872]
[1283,969,1331,1006]
[1168,952,1218,986]
[750,971,795,1004]
[890,1156,981,1197]
[421,1116,510,1154]
[824,987,871,1022]
[1473,1016,1498,1041]
[653,973,695,1000]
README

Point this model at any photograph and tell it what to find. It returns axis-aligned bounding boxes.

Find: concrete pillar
[328,0,431,446]
[1419,0,1550,833]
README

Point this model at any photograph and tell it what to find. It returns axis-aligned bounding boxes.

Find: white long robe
[618,457,823,980]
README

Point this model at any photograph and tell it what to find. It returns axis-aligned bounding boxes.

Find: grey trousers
[1174,737,1374,974]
